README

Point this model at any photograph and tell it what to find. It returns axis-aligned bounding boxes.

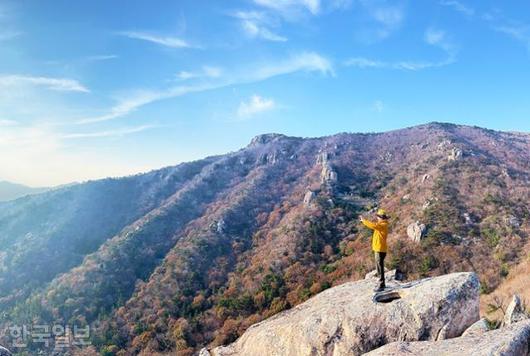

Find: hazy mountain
[0,181,49,202]
[0,122,528,355]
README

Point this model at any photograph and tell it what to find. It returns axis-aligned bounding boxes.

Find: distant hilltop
[0,180,49,202]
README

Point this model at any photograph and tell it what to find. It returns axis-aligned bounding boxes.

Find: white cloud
[62,125,156,139]
[85,54,118,61]
[480,10,530,49]
[346,56,454,71]
[253,51,334,79]
[344,57,384,68]
[424,27,455,54]
[176,71,195,80]
[493,24,530,48]
[371,5,403,27]
[76,90,166,124]
[78,52,332,124]
[118,31,192,48]
[233,11,287,42]
[176,66,223,80]
[0,75,89,92]
[237,95,276,118]
[439,1,474,17]
[253,0,321,16]
[346,27,456,71]
[358,0,405,40]
[203,66,222,78]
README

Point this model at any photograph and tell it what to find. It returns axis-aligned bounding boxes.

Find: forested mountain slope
[0,123,528,355]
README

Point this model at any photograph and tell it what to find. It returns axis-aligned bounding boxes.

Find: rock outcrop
[303,191,316,206]
[0,345,11,356]
[506,215,521,228]
[503,294,529,326]
[366,320,530,356]
[249,133,286,146]
[461,318,489,337]
[205,272,479,356]
[407,221,426,242]
[448,147,463,161]
[321,163,338,184]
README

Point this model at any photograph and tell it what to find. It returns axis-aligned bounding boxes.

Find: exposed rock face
[249,133,286,146]
[216,219,226,234]
[462,318,489,337]
[207,272,479,356]
[407,221,426,242]
[317,151,338,185]
[316,152,329,165]
[507,215,521,228]
[0,345,11,356]
[503,294,529,326]
[366,320,530,356]
[448,147,463,161]
[321,163,338,184]
[303,191,316,206]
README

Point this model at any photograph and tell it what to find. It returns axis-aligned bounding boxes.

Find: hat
[376,208,389,219]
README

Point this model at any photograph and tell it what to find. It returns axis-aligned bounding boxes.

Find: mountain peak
[249,133,289,146]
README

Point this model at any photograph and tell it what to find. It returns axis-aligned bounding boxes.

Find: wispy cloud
[424,27,456,54]
[85,54,118,62]
[76,90,166,124]
[253,51,334,79]
[253,0,321,16]
[439,1,474,17]
[441,4,530,51]
[0,75,89,92]
[491,21,530,49]
[233,11,287,42]
[346,27,456,71]
[358,0,405,41]
[237,95,276,118]
[62,125,157,139]
[77,51,332,124]
[118,31,193,48]
[176,66,223,80]
[477,9,530,50]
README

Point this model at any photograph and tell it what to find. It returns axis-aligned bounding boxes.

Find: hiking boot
[373,285,386,292]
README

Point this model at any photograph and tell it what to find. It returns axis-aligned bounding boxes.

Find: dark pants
[375,251,386,287]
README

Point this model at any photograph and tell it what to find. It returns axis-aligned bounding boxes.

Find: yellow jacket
[361,218,389,253]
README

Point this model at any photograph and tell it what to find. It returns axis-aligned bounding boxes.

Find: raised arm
[361,217,378,230]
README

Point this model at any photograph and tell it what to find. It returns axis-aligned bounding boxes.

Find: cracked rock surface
[366,319,530,356]
[206,272,479,356]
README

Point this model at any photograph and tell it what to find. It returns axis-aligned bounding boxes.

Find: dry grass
[480,240,530,320]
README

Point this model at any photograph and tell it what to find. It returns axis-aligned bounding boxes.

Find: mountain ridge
[0,122,529,355]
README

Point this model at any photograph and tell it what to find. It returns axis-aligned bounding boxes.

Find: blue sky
[1,0,530,186]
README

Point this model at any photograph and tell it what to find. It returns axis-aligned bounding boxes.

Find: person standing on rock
[360,208,390,292]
